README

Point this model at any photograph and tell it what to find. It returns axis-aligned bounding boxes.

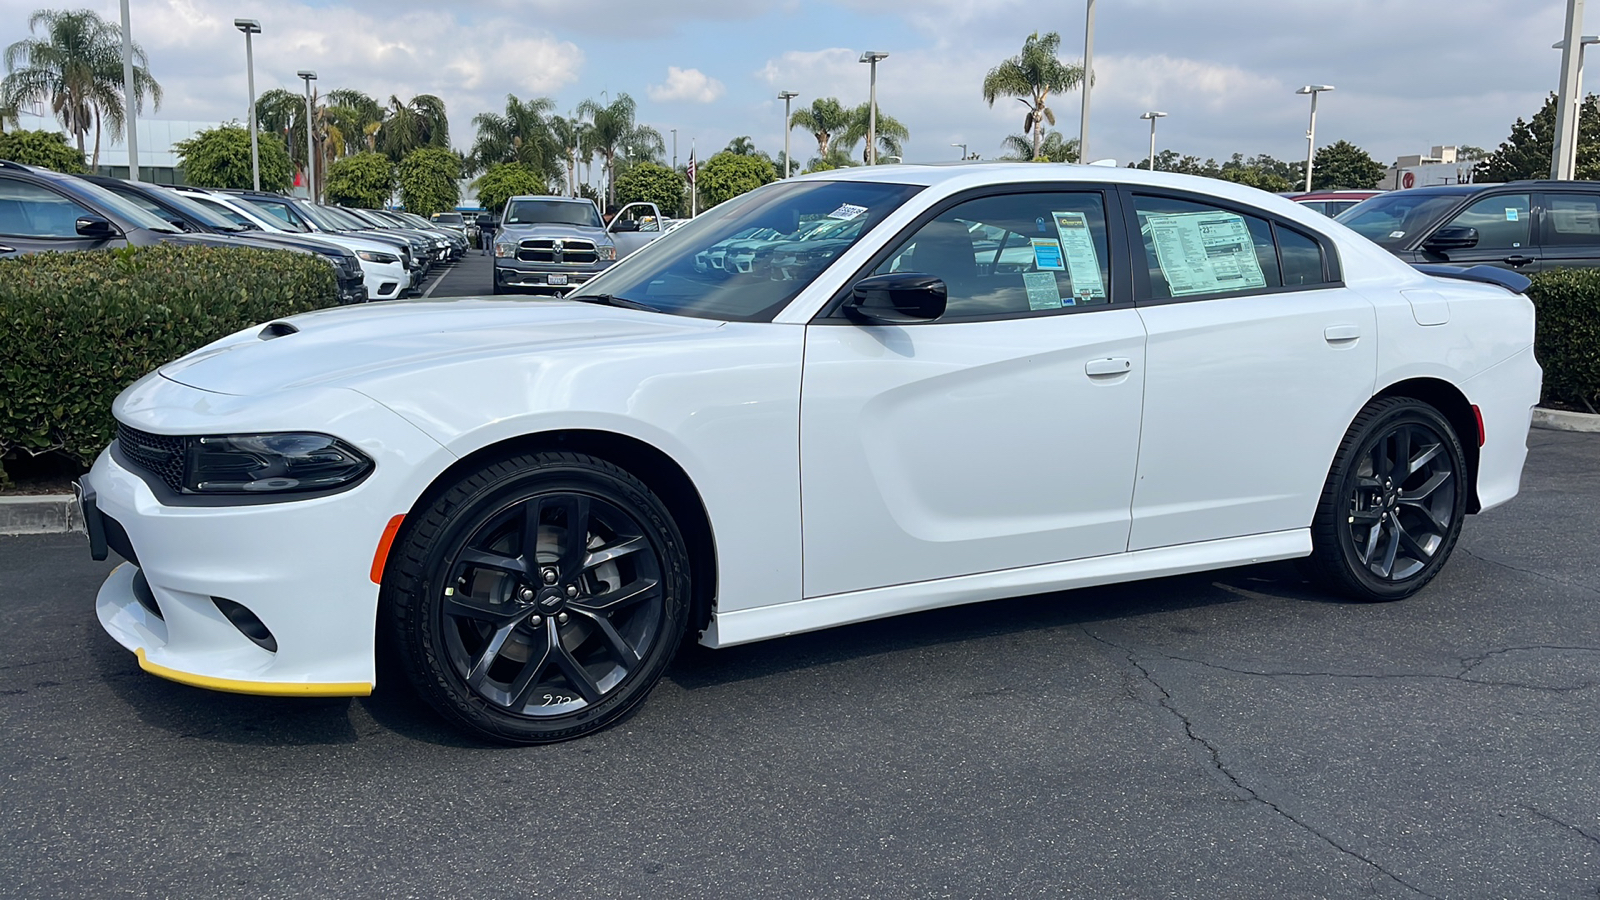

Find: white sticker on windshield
[1389,230,1406,239]
[827,203,868,220]
[1051,212,1107,299]
[1145,210,1267,297]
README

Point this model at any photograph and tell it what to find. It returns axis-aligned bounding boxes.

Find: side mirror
[168,218,193,232]
[610,218,641,233]
[845,273,947,324]
[1423,225,1479,252]
[75,215,117,239]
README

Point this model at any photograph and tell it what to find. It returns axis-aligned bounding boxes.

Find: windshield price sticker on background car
[1022,271,1067,309]
[1146,211,1267,297]
[1051,212,1107,299]
[827,203,868,220]
[1030,238,1065,270]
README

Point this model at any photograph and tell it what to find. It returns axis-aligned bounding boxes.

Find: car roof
[507,195,594,204]
[1295,191,1383,200]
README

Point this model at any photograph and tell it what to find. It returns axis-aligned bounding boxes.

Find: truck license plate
[547,274,568,285]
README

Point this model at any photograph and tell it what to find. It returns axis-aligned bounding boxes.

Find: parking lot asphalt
[422,248,494,298]
[1,429,1596,899]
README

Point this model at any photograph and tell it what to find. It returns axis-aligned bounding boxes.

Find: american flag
[686,150,697,184]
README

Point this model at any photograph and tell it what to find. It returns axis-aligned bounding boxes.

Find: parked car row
[0,158,469,302]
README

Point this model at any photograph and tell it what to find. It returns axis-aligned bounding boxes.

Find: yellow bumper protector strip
[135,648,372,697]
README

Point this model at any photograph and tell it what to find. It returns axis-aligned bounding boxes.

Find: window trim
[1116,185,1344,307]
[811,182,1131,325]
[0,175,100,241]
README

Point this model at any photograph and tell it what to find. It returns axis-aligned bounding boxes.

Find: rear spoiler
[1411,263,1531,295]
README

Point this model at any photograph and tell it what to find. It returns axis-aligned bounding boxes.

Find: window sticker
[1144,210,1267,297]
[1051,211,1108,299]
[1389,230,1406,239]
[1023,272,1067,309]
[1505,208,1519,222]
[1036,216,1050,234]
[827,203,868,220]
[1030,238,1065,270]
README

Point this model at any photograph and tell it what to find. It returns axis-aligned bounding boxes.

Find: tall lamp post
[951,142,968,160]
[1552,0,1588,179]
[1139,111,1167,171]
[859,51,888,165]
[234,19,262,191]
[1296,85,1334,192]
[1080,0,1096,163]
[1553,35,1600,179]
[670,128,677,170]
[118,0,139,181]
[297,70,317,202]
[778,90,798,177]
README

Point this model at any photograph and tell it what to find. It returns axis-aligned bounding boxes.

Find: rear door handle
[1503,255,1536,267]
[1085,357,1133,377]
[1324,324,1361,343]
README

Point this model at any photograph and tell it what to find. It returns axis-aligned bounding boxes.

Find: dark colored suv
[0,159,232,256]
[1335,181,1600,273]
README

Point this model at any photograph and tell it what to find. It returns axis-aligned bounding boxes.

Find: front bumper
[83,379,453,694]
[495,261,612,292]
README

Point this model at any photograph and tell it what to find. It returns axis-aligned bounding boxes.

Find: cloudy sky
[0,0,1578,168]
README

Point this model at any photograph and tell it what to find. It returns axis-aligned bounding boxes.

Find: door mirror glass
[1423,225,1479,251]
[75,215,117,238]
[846,273,948,324]
[610,218,640,232]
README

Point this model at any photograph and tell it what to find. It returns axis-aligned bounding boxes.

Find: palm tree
[323,89,382,156]
[840,102,909,164]
[2,8,161,169]
[982,31,1083,162]
[1001,130,1077,163]
[724,135,758,156]
[380,93,448,163]
[471,94,563,187]
[576,93,662,208]
[256,88,309,168]
[549,113,590,197]
[789,97,851,159]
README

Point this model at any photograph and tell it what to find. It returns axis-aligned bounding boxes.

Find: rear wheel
[1305,397,1468,602]
[384,452,689,743]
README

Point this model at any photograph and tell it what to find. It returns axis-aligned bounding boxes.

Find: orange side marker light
[371,514,405,584]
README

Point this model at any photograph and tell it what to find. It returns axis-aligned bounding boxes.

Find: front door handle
[0,244,14,255]
[1324,324,1361,343]
[1085,357,1133,377]
[1503,255,1535,267]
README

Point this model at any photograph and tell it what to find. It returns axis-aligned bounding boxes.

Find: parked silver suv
[492,196,617,295]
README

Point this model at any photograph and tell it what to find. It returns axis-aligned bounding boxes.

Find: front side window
[1542,192,1600,246]
[0,178,93,238]
[244,198,311,232]
[1442,193,1531,251]
[869,191,1113,319]
[1133,195,1281,299]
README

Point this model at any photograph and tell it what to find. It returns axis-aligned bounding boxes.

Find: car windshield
[239,196,313,232]
[311,204,366,231]
[503,199,603,227]
[431,213,463,225]
[151,188,252,231]
[68,179,179,232]
[568,179,923,322]
[1335,193,1465,247]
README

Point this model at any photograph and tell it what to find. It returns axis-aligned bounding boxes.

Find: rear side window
[1276,224,1326,286]
[1542,192,1600,246]
[1132,195,1281,299]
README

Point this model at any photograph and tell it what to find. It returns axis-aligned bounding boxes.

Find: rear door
[1536,189,1600,272]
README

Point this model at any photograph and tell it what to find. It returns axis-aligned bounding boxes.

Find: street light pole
[1139,111,1166,171]
[118,0,139,181]
[234,19,262,191]
[951,142,968,160]
[298,70,317,202]
[1296,85,1334,192]
[778,90,798,177]
[1553,0,1588,179]
[1554,35,1600,179]
[859,51,888,165]
[1079,0,1095,163]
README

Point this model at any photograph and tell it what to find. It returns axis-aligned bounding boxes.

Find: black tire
[490,279,504,295]
[1305,397,1468,602]
[383,451,690,744]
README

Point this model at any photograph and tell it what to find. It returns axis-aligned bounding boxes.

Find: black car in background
[0,159,234,256]
[1335,180,1600,273]
[79,174,368,304]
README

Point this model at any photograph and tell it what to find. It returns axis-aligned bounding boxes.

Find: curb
[1532,406,1600,434]
[0,494,82,536]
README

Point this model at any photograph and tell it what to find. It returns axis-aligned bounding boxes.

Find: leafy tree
[0,128,84,171]
[324,152,395,208]
[696,151,775,209]
[1311,139,1386,190]
[175,123,291,190]
[789,97,851,159]
[577,93,663,208]
[397,147,460,216]
[1219,166,1293,192]
[380,94,449,164]
[804,148,857,173]
[614,161,685,216]
[1,8,161,169]
[472,94,563,188]
[840,102,909,163]
[1477,93,1600,182]
[1001,130,1077,162]
[1456,144,1487,161]
[983,31,1083,161]
[256,87,314,180]
[473,162,547,215]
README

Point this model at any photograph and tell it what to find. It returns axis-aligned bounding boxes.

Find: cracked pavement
[1,429,1596,898]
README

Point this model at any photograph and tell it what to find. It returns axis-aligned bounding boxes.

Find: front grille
[116,423,187,493]
[517,238,597,265]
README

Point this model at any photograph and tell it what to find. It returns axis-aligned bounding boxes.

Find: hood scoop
[259,321,299,340]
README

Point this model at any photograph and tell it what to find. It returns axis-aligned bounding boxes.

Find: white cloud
[648,67,725,104]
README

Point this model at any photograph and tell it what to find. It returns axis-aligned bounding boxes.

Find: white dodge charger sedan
[80,164,1541,743]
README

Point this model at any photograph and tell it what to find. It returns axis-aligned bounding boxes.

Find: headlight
[356,249,399,264]
[495,240,516,258]
[597,244,617,261]
[435,239,448,248]
[184,433,373,494]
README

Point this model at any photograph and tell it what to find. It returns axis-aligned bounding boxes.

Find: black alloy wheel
[1307,397,1468,601]
[385,452,689,743]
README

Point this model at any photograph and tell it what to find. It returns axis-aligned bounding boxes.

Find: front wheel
[1305,397,1468,602]
[383,452,690,743]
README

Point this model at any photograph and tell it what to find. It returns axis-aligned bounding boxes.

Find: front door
[800,189,1147,598]
[1429,191,1538,273]
[0,177,121,256]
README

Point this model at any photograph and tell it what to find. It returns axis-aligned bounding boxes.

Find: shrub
[175,124,293,191]
[614,161,685,217]
[325,152,396,209]
[0,129,85,173]
[696,152,776,209]
[0,245,340,480]
[397,148,461,217]
[1528,268,1600,412]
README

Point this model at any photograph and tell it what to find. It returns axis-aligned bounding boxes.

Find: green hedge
[0,245,339,480]
[1528,269,1600,413]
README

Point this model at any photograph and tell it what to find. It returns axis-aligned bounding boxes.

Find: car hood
[158,298,720,396]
